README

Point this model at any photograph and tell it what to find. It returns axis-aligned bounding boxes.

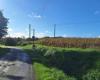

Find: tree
[0,10,8,39]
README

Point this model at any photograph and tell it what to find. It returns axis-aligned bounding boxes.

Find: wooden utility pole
[33,29,35,37]
[29,24,31,38]
[54,24,56,38]
[32,28,35,48]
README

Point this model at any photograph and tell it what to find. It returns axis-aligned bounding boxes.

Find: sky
[0,0,100,38]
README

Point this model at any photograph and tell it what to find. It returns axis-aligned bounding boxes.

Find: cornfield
[36,38,100,48]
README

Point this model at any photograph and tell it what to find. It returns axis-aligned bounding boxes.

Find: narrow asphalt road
[0,48,34,80]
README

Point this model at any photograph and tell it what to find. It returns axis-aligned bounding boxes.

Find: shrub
[83,70,100,80]
[30,46,100,80]
[34,63,76,80]
[5,37,17,46]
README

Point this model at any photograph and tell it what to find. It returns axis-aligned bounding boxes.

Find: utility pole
[54,24,56,38]
[33,29,35,37]
[32,28,35,48]
[29,24,31,38]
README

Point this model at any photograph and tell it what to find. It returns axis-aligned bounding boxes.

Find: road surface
[0,48,34,80]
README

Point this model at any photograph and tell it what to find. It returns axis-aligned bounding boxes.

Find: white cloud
[62,34,67,37]
[7,27,50,38]
[97,36,100,38]
[28,12,42,19]
[94,10,100,15]
[8,28,13,32]
[8,31,46,38]
[13,32,25,37]
[62,34,73,37]
[35,32,46,38]
[45,30,51,34]
[33,15,41,18]
[7,28,28,38]
[35,30,51,38]
[8,32,28,38]
[7,27,26,38]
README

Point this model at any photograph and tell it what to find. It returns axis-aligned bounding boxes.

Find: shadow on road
[2,75,24,80]
[0,48,32,64]
[0,48,33,80]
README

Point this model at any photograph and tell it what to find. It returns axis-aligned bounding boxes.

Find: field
[36,38,100,48]
[21,44,100,80]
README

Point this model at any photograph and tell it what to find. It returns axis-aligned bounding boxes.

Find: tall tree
[0,10,8,39]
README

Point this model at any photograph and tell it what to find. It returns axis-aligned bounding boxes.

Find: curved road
[0,48,34,80]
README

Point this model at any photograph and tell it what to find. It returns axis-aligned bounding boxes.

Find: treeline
[0,37,34,46]
[36,38,100,48]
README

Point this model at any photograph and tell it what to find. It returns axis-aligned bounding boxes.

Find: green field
[21,44,100,80]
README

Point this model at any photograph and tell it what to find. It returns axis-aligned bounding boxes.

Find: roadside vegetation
[1,36,100,80]
[20,42,100,80]
[1,37,100,80]
[34,63,76,80]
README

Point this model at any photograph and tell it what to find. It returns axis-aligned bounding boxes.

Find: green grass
[20,44,100,80]
[34,62,76,80]
[22,44,100,52]
[35,44,100,51]
[19,44,32,49]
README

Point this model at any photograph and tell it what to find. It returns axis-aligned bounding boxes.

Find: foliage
[83,70,100,80]
[0,10,8,38]
[17,41,33,46]
[36,38,100,48]
[22,45,100,80]
[34,63,76,80]
[5,37,17,46]
[0,37,26,46]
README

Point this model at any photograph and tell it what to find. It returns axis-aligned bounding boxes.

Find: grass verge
[34,62,76,80]
[20,44,100,80]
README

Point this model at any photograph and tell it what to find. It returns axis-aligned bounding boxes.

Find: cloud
[8,31,46,38]
[7,28,28,38]
[7,27,50,38]
[28,12,42,19]
[35,32,46,38]
[7,27,27,38]
[13,32,25,37]
[62,34,73,37]
[94,10,100,15]
[8,28,13,32]
[7,32,28,38]
[45,30,51,34]
[33,15,41,18]
[35,30,51,38]
[62,34,67,37]
[97,36,100,38]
